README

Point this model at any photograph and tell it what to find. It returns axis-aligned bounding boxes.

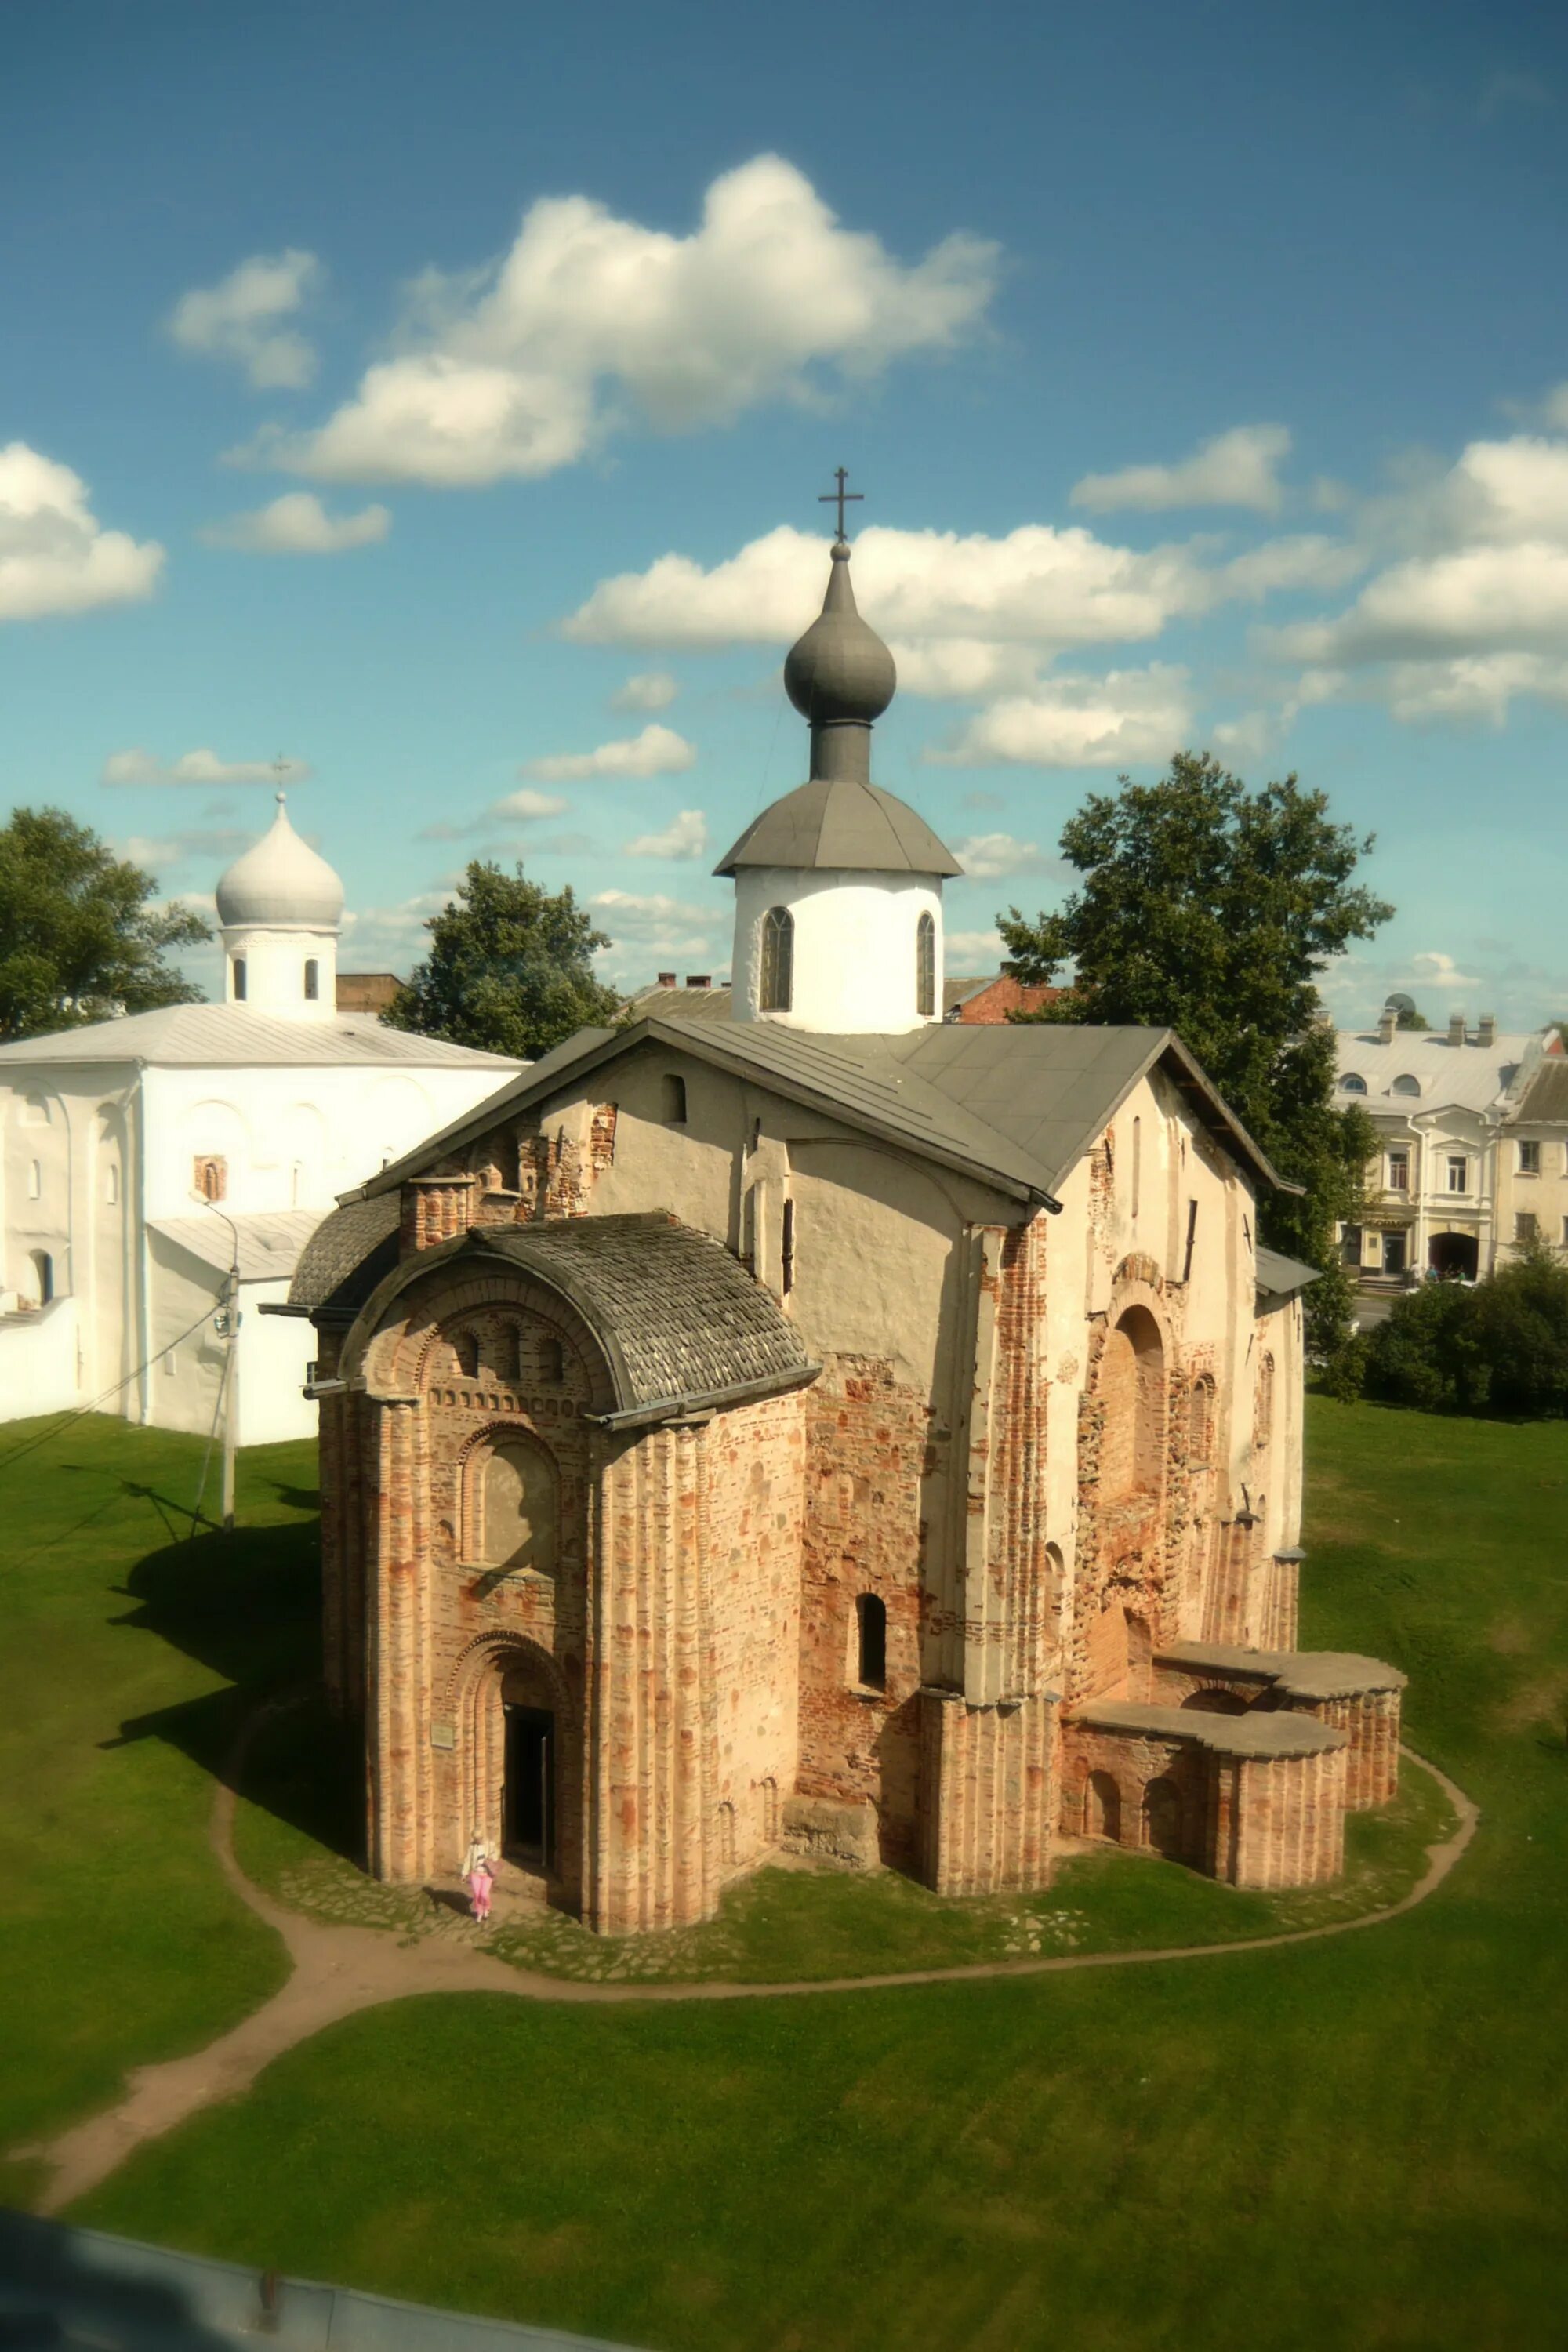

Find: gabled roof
[0,1002,522,1072]
[349,1011,1287,1213]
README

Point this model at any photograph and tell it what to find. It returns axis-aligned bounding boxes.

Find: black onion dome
[783,542,896,725]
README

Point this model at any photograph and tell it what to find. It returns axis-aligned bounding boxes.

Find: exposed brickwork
[797,1355,928,1864]
[1062,1721,1346,1886]
[920,1691,1055,1894]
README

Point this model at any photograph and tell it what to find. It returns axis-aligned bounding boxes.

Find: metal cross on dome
[818,466,863,542]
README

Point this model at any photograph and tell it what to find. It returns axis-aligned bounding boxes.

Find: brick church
[285,529,1405,1935]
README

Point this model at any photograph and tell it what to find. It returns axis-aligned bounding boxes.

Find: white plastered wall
[220,923,339,1021]
[730,866,943,1034]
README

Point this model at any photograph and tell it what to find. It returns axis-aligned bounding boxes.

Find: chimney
[685,974,711,990]
[1477,1012,1496,1049]
[1377,1007,1396,1045]
[1447,1011,1466,1047]
[655,971,676,989]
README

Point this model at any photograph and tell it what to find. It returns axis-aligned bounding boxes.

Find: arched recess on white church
[279,1101,328,1207]
[364,1075,434,1174]
[91,1104,130,1394]
[178,1098,251,1203]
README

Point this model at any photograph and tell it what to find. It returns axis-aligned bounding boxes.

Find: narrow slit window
[542,1335,565,1384]
[232,956,247,1002]
[782,1197,796,1294]
[758,906,793,1013]
[303,958,319,1001]
[856,1594,887,1690]
[916,910,936,1018]
[661,1072,688,1124]
[1181,1198,1198,1283]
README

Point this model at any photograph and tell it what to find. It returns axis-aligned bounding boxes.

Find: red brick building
[285,539,1403,1930]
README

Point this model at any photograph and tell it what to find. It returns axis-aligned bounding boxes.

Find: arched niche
[1098,1302,1167,1501]
[475,1433,559,1577]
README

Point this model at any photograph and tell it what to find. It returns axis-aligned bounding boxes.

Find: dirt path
[23,1729,1477,2217]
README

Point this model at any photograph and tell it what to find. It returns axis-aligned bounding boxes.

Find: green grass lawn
[8,1399,1568,2349]
[235,1689,1454,1983]
[0,1414,319,2207]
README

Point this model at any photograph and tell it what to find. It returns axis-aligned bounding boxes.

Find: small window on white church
[106,1163,119,1205]
[759,906,793,1013]
[194,1155,227,1203]
[916,911,936,1018]
[232,956,247,1001]
[304,958,319,1001]
[661,1072,688,1125]
[856,1593,887,1690]
[27,1159,41,1200]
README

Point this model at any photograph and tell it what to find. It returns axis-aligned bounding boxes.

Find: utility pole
[196,1192,242,1533]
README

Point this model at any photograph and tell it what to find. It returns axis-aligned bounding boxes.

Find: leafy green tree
[1395,1002,1429,1031]
[385,859,622,1060]
[0,807,210,1043]
[1363,1245,1568,1417]
[997,752,1393,1360]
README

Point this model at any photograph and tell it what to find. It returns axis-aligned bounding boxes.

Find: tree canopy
[997,751,1393,1356]
[0,807,210,1044]
[384,859,622,1060]
[1359,1245,1568,1417]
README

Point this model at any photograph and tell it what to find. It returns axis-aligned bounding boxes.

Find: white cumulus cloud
[167,250,323,390]
[0,443,165,622]
[564,521,1217,661]
[418,786,571,841]
[610,670,678,712]
[944,927,1008,970]
[524,723,695,782]
[260,158,996,486]
[1263,426,1568,721]
[201,492,390,554]
[101,748,311,788]
[931,665,1192,768]
[1072,425,1292,516]
[950,831,1050,880]
[625,808,708,860]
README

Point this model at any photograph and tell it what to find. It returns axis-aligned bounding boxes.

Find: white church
[0,799,519,1443]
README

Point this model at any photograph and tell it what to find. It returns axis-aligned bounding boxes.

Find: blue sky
[5,0,1566,1023]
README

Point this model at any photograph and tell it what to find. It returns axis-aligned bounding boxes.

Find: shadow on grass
[96,1506,359,1867]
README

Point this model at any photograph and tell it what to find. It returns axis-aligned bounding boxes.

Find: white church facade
[0,798,519,1443]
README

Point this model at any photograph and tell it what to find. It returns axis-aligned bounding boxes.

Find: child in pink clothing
[467,1856,495,1922]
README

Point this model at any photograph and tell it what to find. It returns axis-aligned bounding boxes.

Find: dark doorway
[1143,1776,1185,1860]
[503,1704,554,1870]
[1383,1231,1407,1276]
[1428,1231,1479,1280]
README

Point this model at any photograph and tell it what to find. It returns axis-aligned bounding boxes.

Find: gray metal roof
[713,778,962,878]
[354,1011,1284,1213]
[1254,1244,1319,1301]
[1514,1057,1568,1123]
[286,1192,401,1313]
[0,1002,522,1072]
[151,1209,325,1283]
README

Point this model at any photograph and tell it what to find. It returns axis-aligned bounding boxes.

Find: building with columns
[0,797,520,1443]
[289,533,1406,1933]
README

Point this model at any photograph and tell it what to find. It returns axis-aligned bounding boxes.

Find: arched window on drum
[758,906,794,1014]
[916,910,936,1018]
